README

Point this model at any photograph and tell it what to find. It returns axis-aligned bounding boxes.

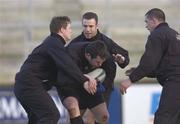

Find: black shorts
[57,85,105,109]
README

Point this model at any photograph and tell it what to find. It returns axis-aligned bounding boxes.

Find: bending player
[56,40,114,124]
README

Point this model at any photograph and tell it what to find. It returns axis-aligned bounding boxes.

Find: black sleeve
[129,35,163,83]
[103,36,130,68]
[101,57,117,89]
[47,41,88,85]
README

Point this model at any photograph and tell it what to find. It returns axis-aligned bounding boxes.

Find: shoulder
[100,32,113,41]
[98,32,116,47]
[71,34,83,42]
[150,27,165,40]
[147,27,167,46]
[67,41,88,49]
[152,23,174,37]
[43,36,64,51]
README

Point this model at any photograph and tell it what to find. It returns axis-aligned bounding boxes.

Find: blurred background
[0,0,180,124]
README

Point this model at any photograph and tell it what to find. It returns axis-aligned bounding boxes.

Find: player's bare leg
[82,109,95,124]
[63,96,84,124]
[90,102,109,124]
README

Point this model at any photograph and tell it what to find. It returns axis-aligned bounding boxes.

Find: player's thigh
[82,109,95,119]
[19,88,59,122]
[63,96,79,109]
[29,89,59,117]
[154,81,180,124]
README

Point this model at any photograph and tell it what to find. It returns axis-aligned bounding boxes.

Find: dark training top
[129,23,180,85]
[15,33,88,89]
[57,42,116,89]
[69,30,129,89]
[70,30,130,68]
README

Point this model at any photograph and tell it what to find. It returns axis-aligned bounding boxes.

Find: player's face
[62,23,72,42]
[87,55,105,68]
[145,16,156,32]
[82,18,98,39]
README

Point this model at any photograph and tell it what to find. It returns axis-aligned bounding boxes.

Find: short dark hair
[82,12,98,24]
[50,16,71,33]
[145,8,165,21]
[85,40,108,59]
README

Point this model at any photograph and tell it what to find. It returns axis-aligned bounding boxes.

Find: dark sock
[70,116,84,124]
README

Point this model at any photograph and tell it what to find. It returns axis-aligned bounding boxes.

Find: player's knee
[98,112,109,124]
[67,105,79,117]
[102,113,109,123]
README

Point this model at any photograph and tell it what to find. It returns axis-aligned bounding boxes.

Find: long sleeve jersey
[129,23,180,85]
[15,33,88,88]
[70,30,129,68]
[57,42,116,89]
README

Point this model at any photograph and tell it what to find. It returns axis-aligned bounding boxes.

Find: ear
[57,28,64,37]
[96,24,99,29]
[152,17,161,27]
[57,28,63,34]
[60,27,65,33]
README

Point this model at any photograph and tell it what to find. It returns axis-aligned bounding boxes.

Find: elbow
[119,57,130,68]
